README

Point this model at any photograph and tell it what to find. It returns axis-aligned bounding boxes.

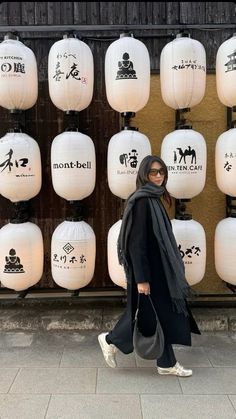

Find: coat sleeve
[128,198,152,284]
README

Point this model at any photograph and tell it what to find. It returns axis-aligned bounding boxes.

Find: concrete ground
[0,330,235,418]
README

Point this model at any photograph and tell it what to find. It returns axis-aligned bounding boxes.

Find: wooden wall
[0,2,235,293]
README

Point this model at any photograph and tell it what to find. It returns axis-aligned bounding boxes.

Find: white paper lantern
[0,222,44,291]
[171,218,206,286]
[48,35,94,111]
[215,128,236,196]
[105,33,150,113]
[0,131,42,202]
[160,33,206,110]
[107,219,127,289]
[51,130,96,201]
[216,34,236,108]
[107,129,151,199]
[215,217,236,285]
[0,34,38,111]
[161,128,207,199]
[51,220,96,290]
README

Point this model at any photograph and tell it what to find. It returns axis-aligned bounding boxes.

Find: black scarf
[117,182,192,316]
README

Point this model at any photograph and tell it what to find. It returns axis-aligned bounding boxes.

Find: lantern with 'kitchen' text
[51,220,96,290]
[161,127,207,199]
[51,130,96,201]
[48,35,94,112]
[107,129,151,199]
[105,33,150,113]
[0,131,42,202]
[171,218,206,286]
[0,221,44,291]
[0,33,38,111]
[160,33,206,110]
[107,219,127,289]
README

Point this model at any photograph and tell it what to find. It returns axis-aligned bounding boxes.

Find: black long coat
[108,197,200,355]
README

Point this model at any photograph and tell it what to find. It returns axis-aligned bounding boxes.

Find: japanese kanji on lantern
[160,33,206,110]
[215,217,236,285]
[0,33,38,111]
[107,219,127,289]
[105,33,150,113]
[0,131,42,202]
[51,130,96,201]
[171,218,206,286]
[107,129,151,199]
[216,33,236,108]
[51,220,96,290]
[48,34,94,111]
[0,221,44,291]
[161,127,207,199]
[215,128,236,196]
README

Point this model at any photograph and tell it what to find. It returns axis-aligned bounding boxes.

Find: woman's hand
[137,282,150,295]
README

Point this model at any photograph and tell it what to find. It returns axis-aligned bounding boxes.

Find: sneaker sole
[98,335,117,368]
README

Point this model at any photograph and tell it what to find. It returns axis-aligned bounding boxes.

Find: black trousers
[156,342,176,368]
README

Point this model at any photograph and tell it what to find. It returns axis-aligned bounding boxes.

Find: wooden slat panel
[73,2,87,25]
[0,3,8,25]
[60,2,74,25]
[152,2,166,24]
[99,2,127,25]
[166,2,180,25]
[8,2,21,26]
[206,2,236,24]
[35,2,48,25]
[180,2,206,24]
[86,2,100,24]
[21,2,35,25]
[47,2,61,25]
[126,2,140,24]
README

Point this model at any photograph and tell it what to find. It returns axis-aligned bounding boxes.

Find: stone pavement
[0,330,235,418]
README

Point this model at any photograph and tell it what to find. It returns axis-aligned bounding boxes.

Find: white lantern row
[105,33,150,113]
[0,34,38,111]
[214,217,236,285]
[51,130,96,201]
[51,220,96,290]
[161,128,207,199]
[0,222,44,291]
[171,218,206,286]
[0,131,42,202]
[48,35,94,112]
[160,33,206,110]
[107,219,126,289]
[107,129,151,199]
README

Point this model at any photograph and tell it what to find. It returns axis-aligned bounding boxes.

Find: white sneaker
[157,361,192,377]
[98,332,117,368]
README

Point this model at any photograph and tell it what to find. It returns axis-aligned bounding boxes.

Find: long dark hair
[136,155,172,207]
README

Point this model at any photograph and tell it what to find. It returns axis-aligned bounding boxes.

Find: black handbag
[133,294,165,360]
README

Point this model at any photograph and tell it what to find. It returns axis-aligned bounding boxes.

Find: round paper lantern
[171,218,206,286]
[215,128,236,196]
[51,130,96,201]
[0,131,42,202]
[216,34,236,108]
[107,129,151,199]
[107,219,127,289]
[215,217,236,285]
[160,33,206,110]
[0,221,44,291]
[0,33,38,111]
[161,128,207,199]
[48,35,94,111]
[105,33,150,113]
[51,220,96,290]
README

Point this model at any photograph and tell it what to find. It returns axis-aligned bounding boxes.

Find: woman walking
[98,155,200,376]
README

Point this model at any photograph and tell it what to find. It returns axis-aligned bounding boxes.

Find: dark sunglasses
[148,168,165,176]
